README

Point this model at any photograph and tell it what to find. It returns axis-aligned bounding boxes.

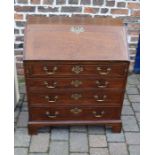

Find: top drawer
[24,61,129,78]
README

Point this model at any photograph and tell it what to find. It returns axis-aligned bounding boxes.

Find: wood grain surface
[24,16,129,61]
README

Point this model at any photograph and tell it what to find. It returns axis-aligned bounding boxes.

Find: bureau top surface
[24,16,129,61]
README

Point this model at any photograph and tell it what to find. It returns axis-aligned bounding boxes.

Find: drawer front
[28,90,124,105]
[24,62,128,77]
[29,106,121,121]
[27,77,125,90]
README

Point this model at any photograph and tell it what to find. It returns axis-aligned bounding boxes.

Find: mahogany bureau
[23,16,129,135]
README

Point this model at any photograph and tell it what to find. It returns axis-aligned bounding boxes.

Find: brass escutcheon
[71,80,82,87]
[70,108,82,114]
[70,26,85,34]
[71,93,82,100]
[72,65,84,74]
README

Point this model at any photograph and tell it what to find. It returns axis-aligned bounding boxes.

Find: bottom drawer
[30,106,121,121]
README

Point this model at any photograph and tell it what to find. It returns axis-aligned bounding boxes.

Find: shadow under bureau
[23,16,129,135]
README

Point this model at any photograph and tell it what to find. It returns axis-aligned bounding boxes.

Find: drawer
[24,61,128,77]
[29,106,121,121]
[28,90,124,105]
[27,77,125,90]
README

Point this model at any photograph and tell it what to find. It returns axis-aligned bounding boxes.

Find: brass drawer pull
[44,81,57,89]
[71,93,82,100]
[71,80,82,87]
[72,65,83,74]
[70,108,82,114]
[96,80,109,88]
[45,95,58,103]
[46,111,59,118]
[94,95,107,102]
[97,67,111,75]
[92,111,105,118]
[43,66,58,75]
